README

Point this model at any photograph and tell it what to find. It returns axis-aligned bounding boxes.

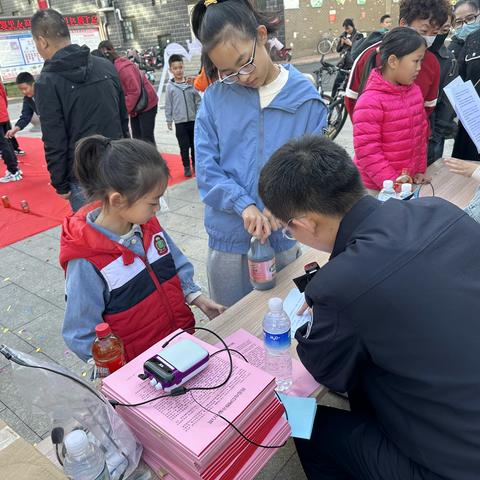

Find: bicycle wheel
[317,38,332,55]
[325,98,348,141]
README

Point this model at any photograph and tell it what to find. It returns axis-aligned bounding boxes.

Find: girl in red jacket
[60,136,225,362]
[353,27,429,192]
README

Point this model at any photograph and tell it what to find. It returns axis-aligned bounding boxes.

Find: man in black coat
[259,135,480,480]
[31,9,129,211]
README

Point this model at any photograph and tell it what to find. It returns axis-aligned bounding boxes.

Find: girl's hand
[413,173,431,185]
[192,294,226,320]
[241,205,271,243]
[444,157,478,178]
[263,208,282,232]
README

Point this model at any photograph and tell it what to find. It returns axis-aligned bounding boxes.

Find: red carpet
[0,137,189,248]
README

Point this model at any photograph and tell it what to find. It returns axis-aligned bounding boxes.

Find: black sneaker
[184,167,192,177]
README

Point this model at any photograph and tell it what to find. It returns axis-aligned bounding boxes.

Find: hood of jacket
[364,68,415,97]
[60,204,157,269]
[42,44,92,83]
[169,78,194,92]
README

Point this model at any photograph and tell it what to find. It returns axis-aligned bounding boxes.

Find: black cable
[417,181,435,197]
[210,348,248,363]
[189,392,288,449]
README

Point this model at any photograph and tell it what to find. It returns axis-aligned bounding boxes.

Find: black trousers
[131,105,157,144]
[295,391,442,480]
[3,121,20,151]
[175,121,195,168]
[0,122,18,174]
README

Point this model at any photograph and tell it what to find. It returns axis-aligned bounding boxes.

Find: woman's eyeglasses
[218,38,257,85]
[453,13,480,29]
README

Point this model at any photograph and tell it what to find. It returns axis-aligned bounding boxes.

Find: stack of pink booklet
[102,330,291,480]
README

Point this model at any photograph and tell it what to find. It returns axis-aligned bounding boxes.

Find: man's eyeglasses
[218,38,256,85]
[453,13,480,29]
[282,215,306,241]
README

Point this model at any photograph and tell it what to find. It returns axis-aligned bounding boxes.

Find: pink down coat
[353,68,428,190]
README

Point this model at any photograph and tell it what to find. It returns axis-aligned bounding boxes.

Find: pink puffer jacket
[353,68,428,190]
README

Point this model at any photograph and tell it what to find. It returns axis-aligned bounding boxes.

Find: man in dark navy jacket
[259,135,480,480]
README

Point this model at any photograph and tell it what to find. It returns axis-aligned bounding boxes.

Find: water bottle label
[248,258,276,283]
[264,329,291,349]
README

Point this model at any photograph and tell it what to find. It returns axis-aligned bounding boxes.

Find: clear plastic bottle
[92,323,126,378]
[248,237,276,290]
[377,180,397,202]
[263,297,293,392]
[399,183,413,200]
[63,430,111,480]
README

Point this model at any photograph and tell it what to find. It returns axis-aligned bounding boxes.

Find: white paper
[283,288,311,336]
[444,77,480,153]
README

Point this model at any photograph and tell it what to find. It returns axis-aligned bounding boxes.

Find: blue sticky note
[278,393,317,440]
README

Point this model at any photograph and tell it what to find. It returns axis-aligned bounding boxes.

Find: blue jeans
[68,182,87,212]
[464,187,480,224]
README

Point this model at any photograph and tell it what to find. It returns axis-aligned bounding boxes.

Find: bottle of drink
[377,180,397,202]
[248,237,276,290]
[92,323,126,378]
[263,297,293,392]
[399,183,413,200]
[395,168,413,184]
[63,430,110,480]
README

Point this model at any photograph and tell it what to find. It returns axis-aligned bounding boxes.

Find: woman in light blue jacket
[193,0,328,306]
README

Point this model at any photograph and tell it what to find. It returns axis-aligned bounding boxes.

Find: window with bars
[122,19,135,42]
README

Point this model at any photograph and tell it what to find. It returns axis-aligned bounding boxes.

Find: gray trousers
[207,244,302,307]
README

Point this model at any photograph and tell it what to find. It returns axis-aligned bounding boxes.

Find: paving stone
[167,179,202,204]
[254,438,297,479]
[0,284,58,330]
[0,249,64,294]
[11,232,61,267]
[174,202,205,221]
[167,230,208,264]
[0,326,35,368]
[34,279,66,310]
[160,193,191,213]
[189,257,209,294]
[0,406,42,444]
[156,211,208,240]
[44,225,61,240]
[273,449,308,480]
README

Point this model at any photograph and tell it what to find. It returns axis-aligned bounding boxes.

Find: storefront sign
[0,14,98,32]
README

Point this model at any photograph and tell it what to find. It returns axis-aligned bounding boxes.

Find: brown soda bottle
[92,323,126,378]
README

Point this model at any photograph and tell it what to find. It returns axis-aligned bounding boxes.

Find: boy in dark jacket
[31,9,129,212]
[259,135,480,480]
[6,72,38,141]
[165,54,201,177]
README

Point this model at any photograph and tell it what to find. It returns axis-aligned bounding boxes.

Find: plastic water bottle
[377,180,397,202]
[248,237,276,290]
[399,183,413,200]
[63,430,110,480]
[263,297,293,392]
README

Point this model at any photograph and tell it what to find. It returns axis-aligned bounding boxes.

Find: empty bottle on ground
[63,429,110,480]
[263,297,293,392]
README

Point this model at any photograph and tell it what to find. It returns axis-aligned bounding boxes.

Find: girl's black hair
[191,0,277,74]
[74,136,170,206]
[358,27,426,96]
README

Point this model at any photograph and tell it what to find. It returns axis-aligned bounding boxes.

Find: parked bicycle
[317,32,340,55]
[313,56,349,140]
[267,37,292,62]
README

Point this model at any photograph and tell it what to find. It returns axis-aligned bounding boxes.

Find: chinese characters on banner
[0,14,98,32]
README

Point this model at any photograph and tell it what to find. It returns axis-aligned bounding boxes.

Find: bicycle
[313,56,349,141]
[317,32,340,55]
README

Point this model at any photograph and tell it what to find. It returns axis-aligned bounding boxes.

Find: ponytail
[74,135,170,206]
[191,0,278,74]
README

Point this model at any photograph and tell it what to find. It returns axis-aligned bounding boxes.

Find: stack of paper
[102,330,291,480]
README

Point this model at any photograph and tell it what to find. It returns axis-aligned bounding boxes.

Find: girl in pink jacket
[353,27,429,192]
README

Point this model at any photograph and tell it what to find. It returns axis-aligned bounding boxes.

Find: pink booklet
[215,329,323,397]
[102,330,278,458]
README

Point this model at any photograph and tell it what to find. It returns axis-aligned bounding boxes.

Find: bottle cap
[64,430,89,457]
[268,297,283,312]
[401,183,412,193]
[95,323,112,339]
[383,180,394,189]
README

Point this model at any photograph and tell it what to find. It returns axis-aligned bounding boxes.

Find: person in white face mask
[345,0,451,119]
[450,0,480,60]
[452,2,480,161]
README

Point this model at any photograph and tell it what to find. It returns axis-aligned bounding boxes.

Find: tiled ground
[0,84,452,477]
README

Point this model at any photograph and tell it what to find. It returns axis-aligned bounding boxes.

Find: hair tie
[205,0,217,6]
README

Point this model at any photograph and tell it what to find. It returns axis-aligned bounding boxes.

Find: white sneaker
[0,171,22,183]
[4,169,22,176]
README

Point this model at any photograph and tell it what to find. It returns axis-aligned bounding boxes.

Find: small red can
[1,195,10,208]
[20,200,30,213]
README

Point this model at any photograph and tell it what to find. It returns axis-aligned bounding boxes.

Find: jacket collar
[330,195,380,259]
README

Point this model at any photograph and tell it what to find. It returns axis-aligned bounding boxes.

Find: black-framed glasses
[453,13,480,29]
[218,38,257,85]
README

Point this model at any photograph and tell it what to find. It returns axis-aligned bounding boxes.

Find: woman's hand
[263,208,282,232]
[241,205,271,243]
[192,294,226,320]
[444,157,478,178]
